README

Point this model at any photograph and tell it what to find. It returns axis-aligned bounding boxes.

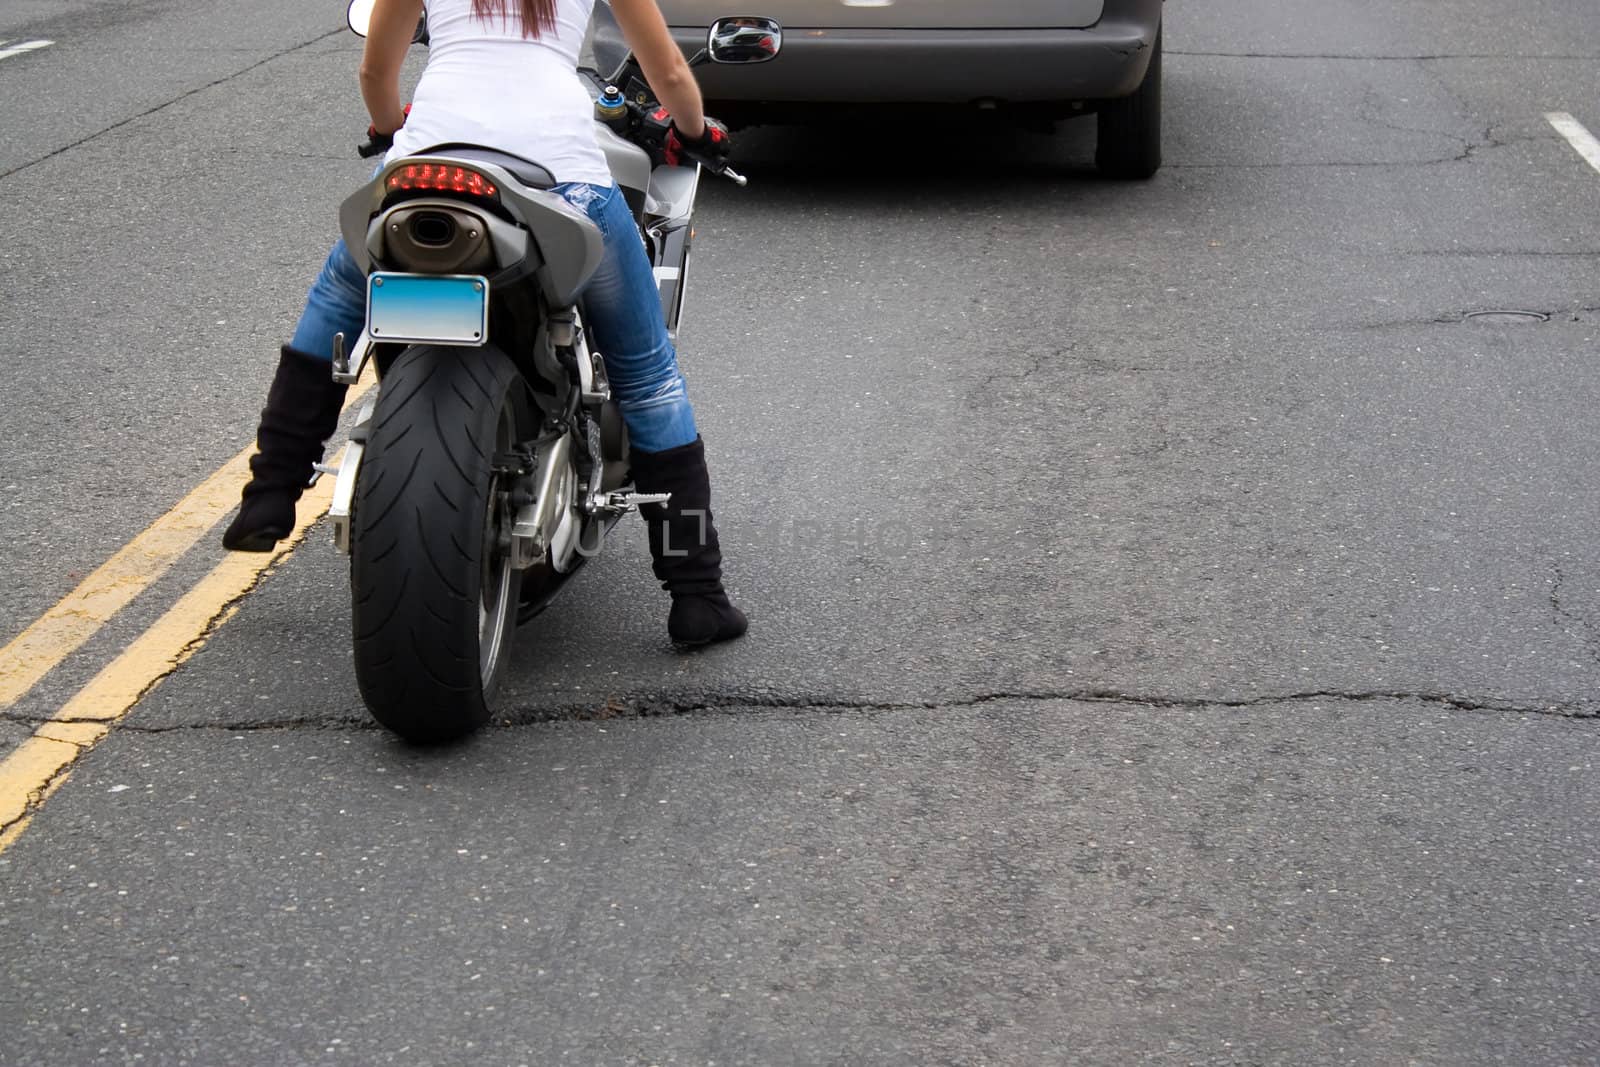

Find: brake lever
[691,156,747,186]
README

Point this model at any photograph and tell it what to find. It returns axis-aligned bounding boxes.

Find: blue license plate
[366,273,489,346]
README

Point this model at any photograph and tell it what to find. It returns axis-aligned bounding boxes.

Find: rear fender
[340,155,606,307]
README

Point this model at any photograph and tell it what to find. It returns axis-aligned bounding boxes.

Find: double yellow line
[0,380,371,852]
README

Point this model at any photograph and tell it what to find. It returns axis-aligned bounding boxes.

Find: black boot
[222,346,348,552]
[631,436,748,647]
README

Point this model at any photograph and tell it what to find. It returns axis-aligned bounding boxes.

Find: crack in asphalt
[505,688,1594,721]
[1452,126,1555,163]
[1169,128,1550,171]
[975,346,1056,391]
[0,28,346,182]
[0,731,98,841]
[5,687,1588,736]
[1170,50,1600,62]
[1168,158,1462,171]
[0,545,297,843]
[1358,302,1600,330]
[1549,563,1600,669]
[1353,86,1481,153]
[1397,251,1600,258]
[1172,112,1565,171]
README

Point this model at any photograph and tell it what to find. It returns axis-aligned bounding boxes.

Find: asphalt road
[2,0,1598,1062]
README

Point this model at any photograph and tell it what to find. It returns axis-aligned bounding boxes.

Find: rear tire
[351,345,529,743]
[1095,25,1162,180]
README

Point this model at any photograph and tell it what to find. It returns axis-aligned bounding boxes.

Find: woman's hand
[359,103,412,157]
[666,117,732,168]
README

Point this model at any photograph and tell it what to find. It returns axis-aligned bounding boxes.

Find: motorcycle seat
[411,144,557,191]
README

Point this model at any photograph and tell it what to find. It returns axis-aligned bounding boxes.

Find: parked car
[660,0,1165,178]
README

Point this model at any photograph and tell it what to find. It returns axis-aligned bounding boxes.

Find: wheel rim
[478,400,517,688]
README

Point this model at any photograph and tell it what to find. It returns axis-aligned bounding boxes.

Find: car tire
[1095,25,1162,180]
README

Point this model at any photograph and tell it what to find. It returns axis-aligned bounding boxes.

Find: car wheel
[1095,25,1162,180]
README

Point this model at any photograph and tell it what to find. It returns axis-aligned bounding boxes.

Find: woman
[223,0,746,648]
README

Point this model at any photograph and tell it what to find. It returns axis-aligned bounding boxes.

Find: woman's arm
[608,0,705,138]
[360,0,425,134]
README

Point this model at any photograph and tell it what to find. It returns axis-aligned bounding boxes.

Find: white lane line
[0,39,52,61]
[1546,111,1600,176]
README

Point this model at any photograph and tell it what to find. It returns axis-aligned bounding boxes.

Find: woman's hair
[471,0,557,38]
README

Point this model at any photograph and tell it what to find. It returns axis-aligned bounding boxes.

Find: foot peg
[590,490,670,516]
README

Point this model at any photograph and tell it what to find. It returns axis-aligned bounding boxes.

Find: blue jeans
[289,181,698,454]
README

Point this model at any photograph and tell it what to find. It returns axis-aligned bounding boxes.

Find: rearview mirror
[346,0,428,43]
[346,0,373,35]
[706,17,782,64]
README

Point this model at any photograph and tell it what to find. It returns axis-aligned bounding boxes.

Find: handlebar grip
[680,149,745,184]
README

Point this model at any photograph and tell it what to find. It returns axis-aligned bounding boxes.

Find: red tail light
[386,164,499,201]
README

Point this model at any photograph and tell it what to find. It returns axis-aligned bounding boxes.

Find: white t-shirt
[386,0,614,186]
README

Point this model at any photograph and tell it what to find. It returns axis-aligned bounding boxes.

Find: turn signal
[386,164,499,201]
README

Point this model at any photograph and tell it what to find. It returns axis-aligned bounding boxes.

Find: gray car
[664,0,1165,178]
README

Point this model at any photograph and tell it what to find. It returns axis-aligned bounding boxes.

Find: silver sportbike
[330,1,780,742]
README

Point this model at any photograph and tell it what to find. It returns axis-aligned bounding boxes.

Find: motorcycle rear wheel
[350,344,529,743]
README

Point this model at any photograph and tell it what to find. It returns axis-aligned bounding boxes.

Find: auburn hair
[471,0,557,38]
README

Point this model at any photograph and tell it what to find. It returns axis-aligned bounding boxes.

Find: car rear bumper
[674,0,1162,107]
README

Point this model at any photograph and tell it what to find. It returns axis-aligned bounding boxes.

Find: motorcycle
[329,1,781,742]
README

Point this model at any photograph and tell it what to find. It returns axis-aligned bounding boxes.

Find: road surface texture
[1,0,1597,1062]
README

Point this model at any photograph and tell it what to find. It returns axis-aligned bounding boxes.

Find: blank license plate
[367,273,489,346]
